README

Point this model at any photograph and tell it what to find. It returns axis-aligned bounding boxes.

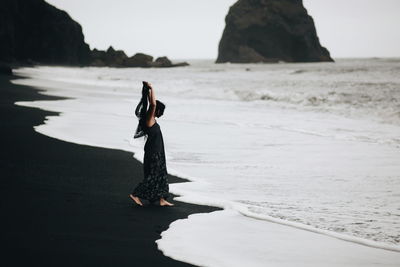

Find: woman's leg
[129,153,149,206]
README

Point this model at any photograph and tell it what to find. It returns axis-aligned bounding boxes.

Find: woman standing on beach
[130,81,174,207]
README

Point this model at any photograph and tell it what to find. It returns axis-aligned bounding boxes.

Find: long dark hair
[133,84,149,138]
[155,100,165,117]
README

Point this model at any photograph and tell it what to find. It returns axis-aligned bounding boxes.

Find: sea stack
[216,0,333,63]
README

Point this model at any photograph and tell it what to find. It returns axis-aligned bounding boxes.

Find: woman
[130,81,174,207]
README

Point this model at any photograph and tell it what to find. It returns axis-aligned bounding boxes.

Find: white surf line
[171,191,400,253]
[156,209,400,267]
[236,205,400,253]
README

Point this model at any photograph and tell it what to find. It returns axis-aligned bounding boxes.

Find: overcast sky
[47,0,400,60]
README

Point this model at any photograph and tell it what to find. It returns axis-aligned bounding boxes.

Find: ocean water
[13,59,400,260]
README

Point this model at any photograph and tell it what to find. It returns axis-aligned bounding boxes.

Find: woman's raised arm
[145,82,156,127]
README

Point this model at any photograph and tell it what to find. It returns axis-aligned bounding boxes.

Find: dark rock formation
[153,57,173,67]
[149,56,188,68]
[150,56,189,67]
[90,48,189,68]
[90,49,108,67]
[216,0,333,63]
[90,46,129,67]
[170,61,190,67]
[104,47,128,67]
[124,53,154,67]
[0,0,188,68]
[0,0,91,65]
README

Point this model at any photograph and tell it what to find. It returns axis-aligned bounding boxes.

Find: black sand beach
[0,73,219,266]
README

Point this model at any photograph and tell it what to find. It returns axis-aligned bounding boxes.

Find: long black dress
[132,121,169,202]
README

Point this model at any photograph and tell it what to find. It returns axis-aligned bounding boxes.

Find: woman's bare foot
[129,194,143,206]
[160,198,174,206]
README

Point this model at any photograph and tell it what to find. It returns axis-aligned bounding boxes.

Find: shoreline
[4,66,400,267]
[0,73,220,266]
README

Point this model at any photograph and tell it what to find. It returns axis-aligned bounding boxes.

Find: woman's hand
[148,82,156,106]
[143,81,152,90]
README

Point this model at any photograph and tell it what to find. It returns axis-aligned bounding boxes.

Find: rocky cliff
[0,0,91,65]
[216,0,333,63]
[0,0,189,68]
